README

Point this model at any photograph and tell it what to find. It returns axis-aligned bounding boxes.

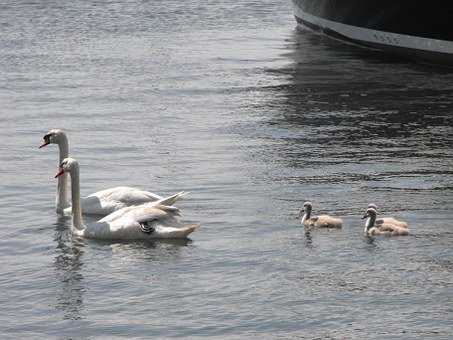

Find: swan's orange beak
[55,168,64,178]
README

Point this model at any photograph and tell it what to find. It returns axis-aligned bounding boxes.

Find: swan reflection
[53,216,86,320]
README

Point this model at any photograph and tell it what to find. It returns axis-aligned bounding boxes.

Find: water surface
[1,1,452,339]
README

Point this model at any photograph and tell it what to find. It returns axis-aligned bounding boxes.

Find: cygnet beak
[39,134,50,148]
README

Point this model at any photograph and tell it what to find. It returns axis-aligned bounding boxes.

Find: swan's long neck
[69,163,84,231]
[364,215,376,233]
[301,209,311,224]
[56,135,70,213]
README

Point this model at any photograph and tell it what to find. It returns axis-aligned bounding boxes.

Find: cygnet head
[367,203,378,212]
[40,129,66,148]
[362,207,377,220]
[299,201,312,217]
[55,157,78,178]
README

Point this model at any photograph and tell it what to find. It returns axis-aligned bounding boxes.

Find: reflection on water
[1,0,453,338]
[253,30,453,215]
[52,216,85,320]
[105,238,193,263]
[51,216,193,323]
[303,229,313,247]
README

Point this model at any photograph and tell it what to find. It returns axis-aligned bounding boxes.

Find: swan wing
[376,223,409,236]
[96,204,141,223]
[97,195,182,223]
[118,204,199,239]
[82,188,187,216]
[102,203,177,224]
[106,205,198,239]
[156,191,189,206]
[106,219,199,239]
[314,215,343,228]
[380,217,408,228]
[87,186,163,204]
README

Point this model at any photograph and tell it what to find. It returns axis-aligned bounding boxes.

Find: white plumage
[40,129,184,215]
[56,157,199,240]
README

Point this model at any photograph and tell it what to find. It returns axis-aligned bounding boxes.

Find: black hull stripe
[292,0,453,42]
[295,15,453,67]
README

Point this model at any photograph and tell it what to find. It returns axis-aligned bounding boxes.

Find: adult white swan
[55,157,199,240]
[40,129,184,215]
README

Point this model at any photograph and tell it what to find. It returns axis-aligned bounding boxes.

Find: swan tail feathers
[156,223,200,238]
[179,223,200,237]
[157,191,189,206]
[154,204,181,214]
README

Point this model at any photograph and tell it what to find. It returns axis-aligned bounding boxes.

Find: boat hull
[292,0,453,66]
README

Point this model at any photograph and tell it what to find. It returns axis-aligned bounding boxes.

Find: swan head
[302,201,312,212]
[55,157,78,178]
[40,129,66,148]
[367,203,378,212]
[298,201,312,218]
[362,207,377,220]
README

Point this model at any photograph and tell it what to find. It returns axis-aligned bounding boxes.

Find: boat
[292,0,453,66]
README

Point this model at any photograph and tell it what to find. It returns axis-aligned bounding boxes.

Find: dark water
[1,1,453,339]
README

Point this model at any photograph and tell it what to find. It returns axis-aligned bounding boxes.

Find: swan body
[367,204,408,229]
[299,202,343,229]
[56,157,199,240]
[40,129,175,215]
[362,207,409,237]
[68,186,165,216]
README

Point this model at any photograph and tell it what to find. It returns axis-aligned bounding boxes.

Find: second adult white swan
[55,157,199,240]
[40,129,185,215]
